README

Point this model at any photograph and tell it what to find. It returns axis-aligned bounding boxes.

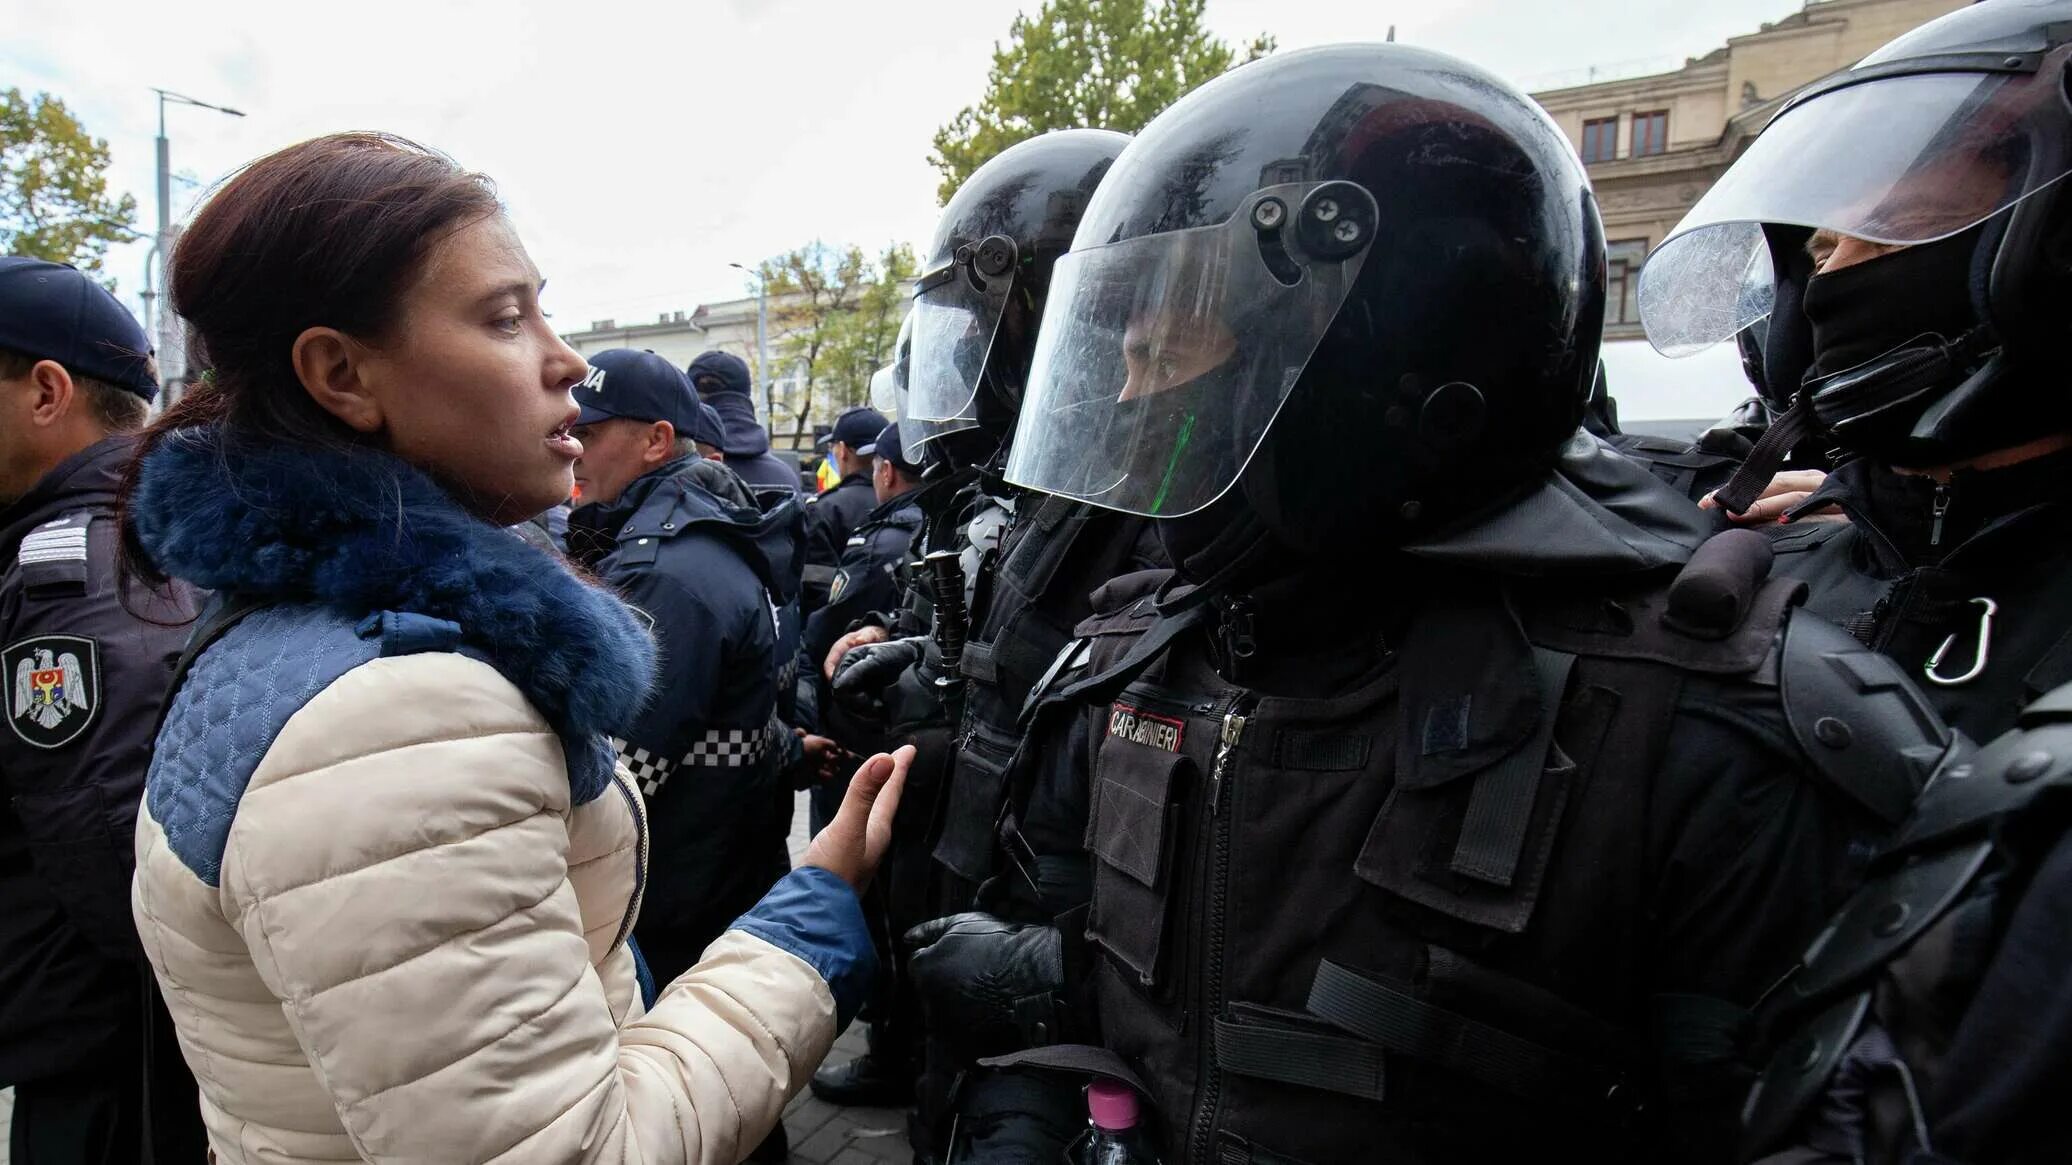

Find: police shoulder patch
[829,569,851,604]
[1108,702,1185,752]
[5,633,101,750]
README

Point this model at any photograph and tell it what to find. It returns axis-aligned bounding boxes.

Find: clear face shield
[869,363,898,417]
[1005,182,1374,517]
[1639,65,2072,358]
[905,235,1018,442]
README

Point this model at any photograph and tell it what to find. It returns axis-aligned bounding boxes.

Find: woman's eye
[493,314,524,335]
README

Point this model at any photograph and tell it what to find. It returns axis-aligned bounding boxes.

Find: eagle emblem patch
[6,634,99,750]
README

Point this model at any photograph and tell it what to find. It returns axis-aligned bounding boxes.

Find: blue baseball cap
[574,348,702,435]
[690,403,727,449]
[821,406,889,452]
[877,420,922,475]
[0,257,157,400]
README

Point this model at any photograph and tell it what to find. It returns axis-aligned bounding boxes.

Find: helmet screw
[1312,197,1341,222]
[1252,198,1287,230]
[1334,219,1362,243]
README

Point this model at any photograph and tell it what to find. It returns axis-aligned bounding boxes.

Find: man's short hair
[0,346,149,432]
[673,435,701,462]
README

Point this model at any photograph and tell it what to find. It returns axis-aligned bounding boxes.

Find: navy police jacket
[569,456,806,967]
[0,436,199,1082]
[803,487,924,672]
[801,472,878,613]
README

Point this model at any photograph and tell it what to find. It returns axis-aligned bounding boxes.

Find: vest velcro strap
[960,639,1000,684]
[1213,1014,1387,1102]
[1307,959,1628,1109]
[1450,647,1577,887]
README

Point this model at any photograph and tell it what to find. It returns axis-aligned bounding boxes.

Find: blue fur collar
[131,425,656,794]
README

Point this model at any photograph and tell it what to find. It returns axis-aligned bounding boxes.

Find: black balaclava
[1802,223,1986,380]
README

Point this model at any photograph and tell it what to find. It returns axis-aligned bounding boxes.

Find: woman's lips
[546,421,583,460]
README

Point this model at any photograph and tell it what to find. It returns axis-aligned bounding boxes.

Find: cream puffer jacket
[126,429,873,1164]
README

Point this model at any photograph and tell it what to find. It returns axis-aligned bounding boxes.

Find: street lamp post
[728,261,771,436]
[152,88,244,402]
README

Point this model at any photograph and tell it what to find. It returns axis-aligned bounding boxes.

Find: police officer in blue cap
[687,350,801,503]
[565,349,809,973]
[0,258,204,1163]
[803,405,889,614]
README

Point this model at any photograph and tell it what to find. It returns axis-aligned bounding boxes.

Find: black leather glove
[906,913,1066,1062]
[833,635,925,716]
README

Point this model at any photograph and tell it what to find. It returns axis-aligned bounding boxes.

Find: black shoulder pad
[1882,680,2072,854]
[1779,610,1953,826]
[1074,569,1172,636]
[1521,571,1802,676]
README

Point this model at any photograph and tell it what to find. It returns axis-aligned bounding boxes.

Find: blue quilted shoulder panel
[145,604,380,887]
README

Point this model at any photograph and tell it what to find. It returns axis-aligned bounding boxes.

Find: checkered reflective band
[610,738,678,796]
[612,724,776,797]
[684,725,773,769]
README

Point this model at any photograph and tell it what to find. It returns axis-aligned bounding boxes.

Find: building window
[1581,116,1619,163]
[1632,110,1668,157]
[1607,239,1649,324]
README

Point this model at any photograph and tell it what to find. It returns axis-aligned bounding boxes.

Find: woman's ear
[291,326,384,434]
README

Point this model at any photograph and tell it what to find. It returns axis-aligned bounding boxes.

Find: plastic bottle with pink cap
[1069,1079,1161,1164]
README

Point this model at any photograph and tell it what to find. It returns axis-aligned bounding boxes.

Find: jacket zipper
[1189,695,1254,1163]
[606,773,649,958]
[1929,481,1952,548]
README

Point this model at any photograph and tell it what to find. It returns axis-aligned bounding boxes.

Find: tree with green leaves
[759,242,917,444]
[929,0,1272,204]
[0,89,137,279]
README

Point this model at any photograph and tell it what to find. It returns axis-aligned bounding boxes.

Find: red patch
[1107,703,1186,752]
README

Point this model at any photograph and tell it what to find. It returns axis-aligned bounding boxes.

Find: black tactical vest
[933,493,1159,886]
[1021,534,1942,1164]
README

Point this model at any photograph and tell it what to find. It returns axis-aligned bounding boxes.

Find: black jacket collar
[1,435,132,559]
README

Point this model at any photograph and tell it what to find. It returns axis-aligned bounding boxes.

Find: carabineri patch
[1108,703,1185,752]
[5,634,100,750]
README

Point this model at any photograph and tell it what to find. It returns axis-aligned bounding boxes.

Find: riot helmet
[876,310,959,470]
[1004,43,1604,554]
[1643,0,2072,492]
[905,128,1130,467]
[870,310,910,419]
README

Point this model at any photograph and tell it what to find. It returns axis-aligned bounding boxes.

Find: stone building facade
[1530,0,1970,339]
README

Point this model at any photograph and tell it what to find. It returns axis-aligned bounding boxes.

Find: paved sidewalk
[782,792,919,1163]
[779,1021,913,1164]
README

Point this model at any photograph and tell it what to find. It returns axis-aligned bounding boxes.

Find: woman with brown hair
[123,131,906,1163]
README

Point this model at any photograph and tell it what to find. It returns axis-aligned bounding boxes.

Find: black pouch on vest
[934,717,1021,883]
[1085,731,1195,990]
[1356,592,1579,935]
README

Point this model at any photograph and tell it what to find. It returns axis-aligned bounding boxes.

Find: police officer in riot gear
[1649,0,2072,744]
[810,131,1170,1148]
[1631,4,2072,1160]
[905,43,1956,1164]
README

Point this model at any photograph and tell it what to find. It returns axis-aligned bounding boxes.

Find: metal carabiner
[1925,597,1999,687]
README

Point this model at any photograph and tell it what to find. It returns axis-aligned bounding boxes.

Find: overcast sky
[3,0,1808,331]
